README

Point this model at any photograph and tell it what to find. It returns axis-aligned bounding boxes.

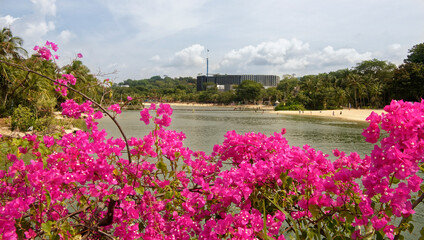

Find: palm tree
[0,27,27,60]
[346,72,362,108]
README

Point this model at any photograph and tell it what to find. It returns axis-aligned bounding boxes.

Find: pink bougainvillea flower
[77,53,83,58]
[43,136,55,148]
[46,41,58,51]
[140,108,152,125]
[35,46,52,60]
[93,111,103,119]
[24,229,37,238]
[127,96,133,101]
[62,74,77,85]
[108,104,122,114]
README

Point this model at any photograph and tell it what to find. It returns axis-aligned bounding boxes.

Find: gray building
[197,74,280,91]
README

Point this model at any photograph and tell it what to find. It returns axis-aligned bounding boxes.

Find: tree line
[2,26,424,117]
[113,43,424,110]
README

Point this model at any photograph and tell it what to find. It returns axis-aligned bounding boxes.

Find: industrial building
[196,75,280,91]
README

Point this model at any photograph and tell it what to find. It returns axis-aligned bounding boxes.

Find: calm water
[98,106,372,158]
[97,106,423,238]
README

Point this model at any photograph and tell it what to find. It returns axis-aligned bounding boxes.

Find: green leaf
[165,202,173,211]
[421,226,424,235]
[408,223,415,233]
[42,157,48,169]
[164,190,173,199]
[135,186,145,195]
[262,199,268,240]
[376,230,384,240]
[41,221,53,235]
[391,176,400,184]
[45,190,51,209]
[157,160,168,175]
[308,204,320,218]
[419,225,424,240]
[286,176,293,187]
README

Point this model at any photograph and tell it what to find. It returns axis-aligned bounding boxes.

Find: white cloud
[30,0,56,16]
[151,55,161,61]
[168,44,205,67]
[0,15,19,27]
[309,46,372,67]
[219,39,310,69]
[103,0,209,39]
[389,44,401,51]
[283,58,309,70]
[58,30,75,44]
[24,21,55,39]
[216,38,375,74]
[6,0,58,44]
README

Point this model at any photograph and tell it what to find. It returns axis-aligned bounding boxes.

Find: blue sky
[1,0,424,82]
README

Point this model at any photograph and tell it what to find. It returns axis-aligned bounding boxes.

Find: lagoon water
[98,105,372,158]
[98,105,423,238]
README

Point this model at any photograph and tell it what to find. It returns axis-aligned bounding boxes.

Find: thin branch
[0,59,132,162]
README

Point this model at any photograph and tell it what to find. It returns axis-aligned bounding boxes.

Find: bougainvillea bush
[1,42,424,240]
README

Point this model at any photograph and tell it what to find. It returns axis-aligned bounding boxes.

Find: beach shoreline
[270,109,384,122]
[149,103,384,122]
[0,104,384,138]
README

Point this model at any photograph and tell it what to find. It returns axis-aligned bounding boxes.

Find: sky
[1,0,424,82]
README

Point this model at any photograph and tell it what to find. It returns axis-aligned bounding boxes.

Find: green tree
[354,59,396,107]
[217,90,236,104]
[405,42,424,64]
[0,28,28,115]
[391,62,424,101]
[0,27,27,60]
[62,60,104,103]
[391,43,424,101]
[235,80,263,104]
[277,75,298,104]
[263,87,281,105]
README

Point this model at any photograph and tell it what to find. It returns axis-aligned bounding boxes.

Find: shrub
[11,105,35,131]
[33,116,53,132]
[275,103,306,111]
[0,105,10,118]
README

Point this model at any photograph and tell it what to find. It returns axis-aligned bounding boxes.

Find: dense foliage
[391,43,424,102]
[0,28,108,124]
[114,76,197,103]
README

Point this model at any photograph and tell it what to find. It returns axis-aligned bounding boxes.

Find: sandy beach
[270,109,385,122]
[158,103,384,122]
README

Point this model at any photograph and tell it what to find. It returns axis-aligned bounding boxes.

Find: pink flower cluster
[140,103,172,127]
[61,99,93,119]
[33,41,59,60]
[54,73,77,96]
[108,103,122,114]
